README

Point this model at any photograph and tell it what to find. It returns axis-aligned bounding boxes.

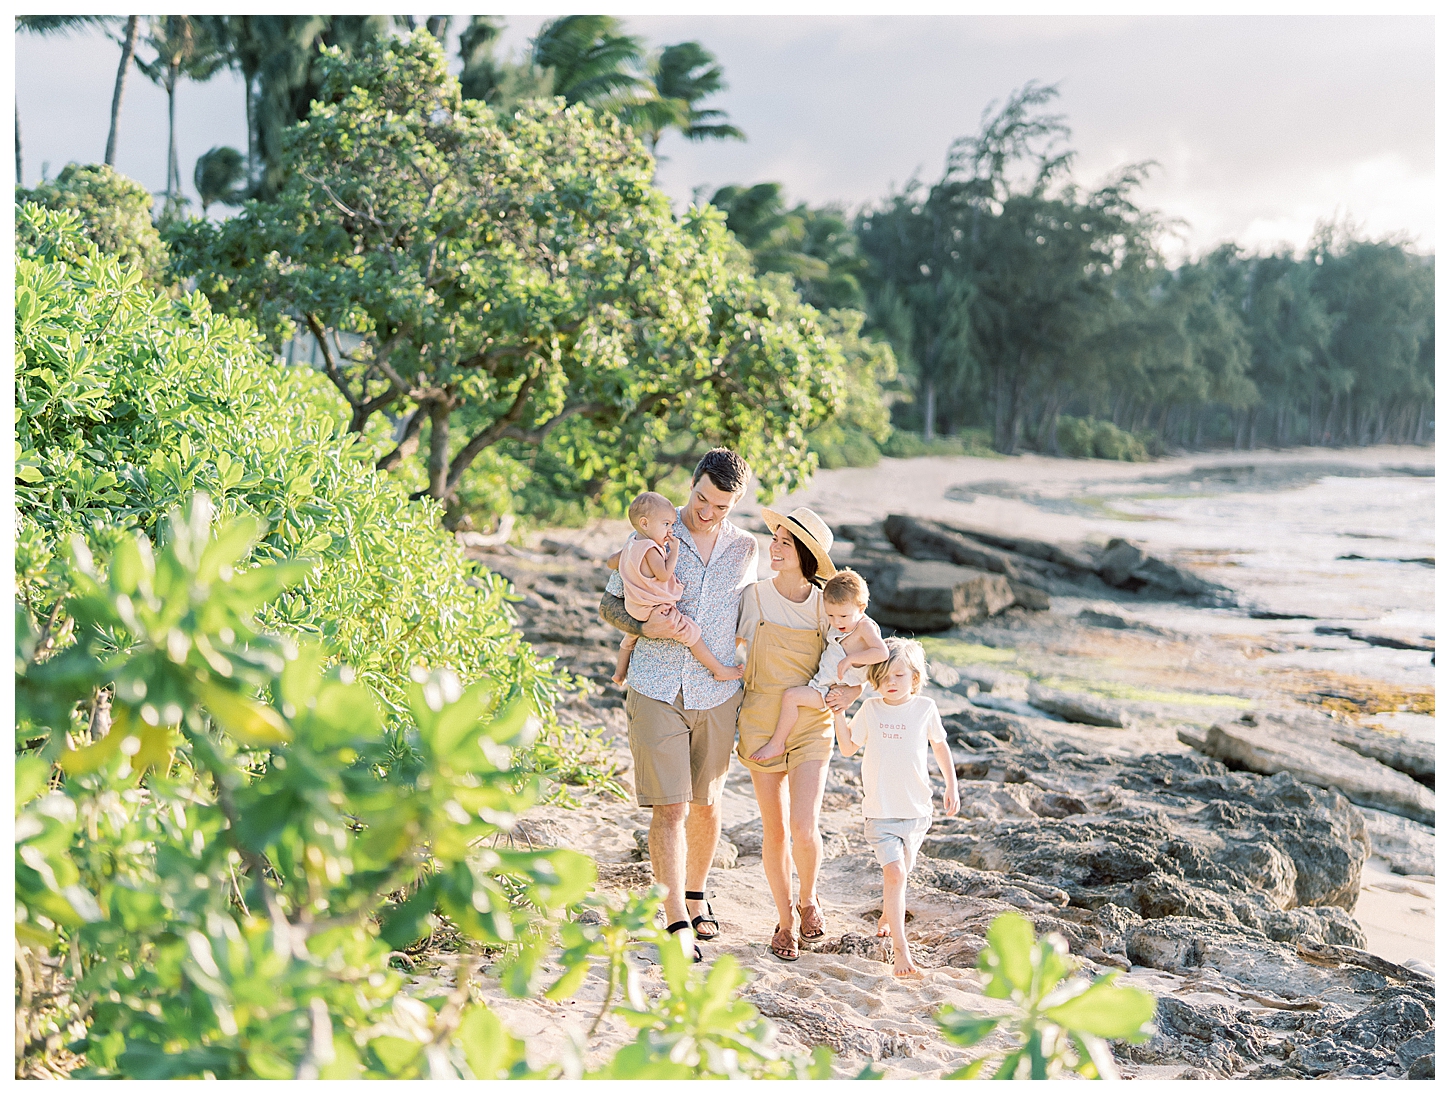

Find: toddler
[611,491,743,686]
[836,637,959,977]
[750,569,889,763]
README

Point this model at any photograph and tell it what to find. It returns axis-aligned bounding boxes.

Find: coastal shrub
[936,912,1155,1080]
[15,202,568,733]
[1055,416,1150,462]
[15,502,829,1078]
[881,428,997,459]
[16,163,169,288]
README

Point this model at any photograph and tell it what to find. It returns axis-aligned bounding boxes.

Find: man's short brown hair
[822,568,869,607]
[692,448,750,496]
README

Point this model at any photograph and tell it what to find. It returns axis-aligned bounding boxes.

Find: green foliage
[936,912,1155,1080]
[16,163,168,286]
[15,499,593,1078]
[879,428,997,459]
[169,32,845,525]
[14,202,586,779]
[1054,416,1149,461]
[192,145,249,212]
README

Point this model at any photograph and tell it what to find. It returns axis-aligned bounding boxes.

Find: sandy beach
[463,443,1435,1079]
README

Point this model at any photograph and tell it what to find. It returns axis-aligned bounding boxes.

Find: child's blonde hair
[628,491,675,532]
[822,567,869,607]
[865,636,928,694]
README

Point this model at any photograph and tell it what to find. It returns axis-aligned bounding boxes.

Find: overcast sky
[13,13,1434,262]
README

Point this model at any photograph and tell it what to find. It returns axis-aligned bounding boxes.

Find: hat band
[784,515,826,555]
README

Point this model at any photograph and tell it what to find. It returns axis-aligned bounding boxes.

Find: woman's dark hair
[792,532,826,588]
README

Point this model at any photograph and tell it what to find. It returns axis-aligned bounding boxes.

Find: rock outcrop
[845,554,1015,632]
[1182,721,1435,826]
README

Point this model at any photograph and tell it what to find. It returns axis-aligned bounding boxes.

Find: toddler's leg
[612,634,637,686]
[881,859,919,977]
[751,685,822,762]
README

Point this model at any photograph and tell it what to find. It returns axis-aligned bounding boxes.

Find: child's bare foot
[750,738,787,762]
[876,914,890,938]
[893,954,923,979]
[711,664,744,682]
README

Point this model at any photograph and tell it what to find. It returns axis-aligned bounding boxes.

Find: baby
[750,568,888,763]
[836,637,959,977]
[611,491,743,686]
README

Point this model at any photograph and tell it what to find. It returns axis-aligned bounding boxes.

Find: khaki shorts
[625,688,742,807]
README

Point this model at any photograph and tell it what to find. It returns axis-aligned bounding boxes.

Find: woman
[735,506,841,962]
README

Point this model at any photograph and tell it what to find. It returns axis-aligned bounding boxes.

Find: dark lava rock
[846,552,1015,632]
[1288,991,1435,1077]
[1098,538,1230,601]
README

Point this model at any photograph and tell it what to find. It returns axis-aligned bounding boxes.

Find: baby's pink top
[620,535,684,621]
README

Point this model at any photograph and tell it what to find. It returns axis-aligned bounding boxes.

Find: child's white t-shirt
[849,694,947,819]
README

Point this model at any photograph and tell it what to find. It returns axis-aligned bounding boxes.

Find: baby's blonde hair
[628,491,676,532]
[865,636,928,695]
[822,568,869,607]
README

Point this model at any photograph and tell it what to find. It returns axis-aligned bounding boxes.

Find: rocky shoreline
[462,495,1434,1081]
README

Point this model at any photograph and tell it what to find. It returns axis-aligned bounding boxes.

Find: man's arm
[599,592,645,638]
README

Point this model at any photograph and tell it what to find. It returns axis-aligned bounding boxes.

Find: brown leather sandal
[797,901,825,941]
[770,923,799,962]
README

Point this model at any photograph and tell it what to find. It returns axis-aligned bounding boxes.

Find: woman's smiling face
[768,525,801,572]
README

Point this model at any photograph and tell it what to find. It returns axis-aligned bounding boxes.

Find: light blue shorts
[864,816,933,873]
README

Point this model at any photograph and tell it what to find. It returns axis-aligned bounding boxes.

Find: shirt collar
[673,508,738,562]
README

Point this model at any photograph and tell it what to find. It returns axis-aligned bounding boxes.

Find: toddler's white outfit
[849,694,947,873]
[808,630,870,698]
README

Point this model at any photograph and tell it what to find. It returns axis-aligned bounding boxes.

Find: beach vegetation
[936,912,1155,1080]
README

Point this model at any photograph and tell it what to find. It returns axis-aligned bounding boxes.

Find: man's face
[686,475,741,533]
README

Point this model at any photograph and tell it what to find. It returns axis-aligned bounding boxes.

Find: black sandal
[665,920,703,963]
[685,890,720,941]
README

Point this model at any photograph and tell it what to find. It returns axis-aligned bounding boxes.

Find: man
[598,448,757,954]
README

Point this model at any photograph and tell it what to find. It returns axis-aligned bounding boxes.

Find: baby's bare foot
[712,665,744,681]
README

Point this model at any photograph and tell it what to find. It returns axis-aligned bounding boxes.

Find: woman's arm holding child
[931,740,960,817]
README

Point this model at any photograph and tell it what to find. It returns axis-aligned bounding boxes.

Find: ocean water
[1080,473,1435,739]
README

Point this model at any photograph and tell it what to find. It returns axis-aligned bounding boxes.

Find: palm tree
[14,15,117,182]
[193,145,248,213]
[105,16,141,167]
[530,15,646,107]
[135,16,229,214]
[626,41,744,157]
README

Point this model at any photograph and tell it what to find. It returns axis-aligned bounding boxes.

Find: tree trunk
[376,407,426,471]
[427,400,451,500]
[922,378,937,441]
[166,65,180,204]
[105,15,140,166]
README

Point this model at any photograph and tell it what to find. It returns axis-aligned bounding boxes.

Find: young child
[611,491,743,686]
[836,637,959,978]
[750,569,889,763]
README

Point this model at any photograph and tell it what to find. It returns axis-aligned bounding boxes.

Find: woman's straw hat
[760,507,837,579]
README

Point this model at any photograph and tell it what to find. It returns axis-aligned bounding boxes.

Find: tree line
[849,84,1434,455]
[18,16,1432,480]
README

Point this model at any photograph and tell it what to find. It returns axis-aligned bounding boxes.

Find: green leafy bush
[15,506,831,1077]
[1054,416,1150,462]
[936,912,1155,1080]
[16,163,169,288]
[16,499,594,1078]
[15,202,570,737]
[880,428,997,459]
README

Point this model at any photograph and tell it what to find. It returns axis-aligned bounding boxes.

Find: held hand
[826,684,863,713]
